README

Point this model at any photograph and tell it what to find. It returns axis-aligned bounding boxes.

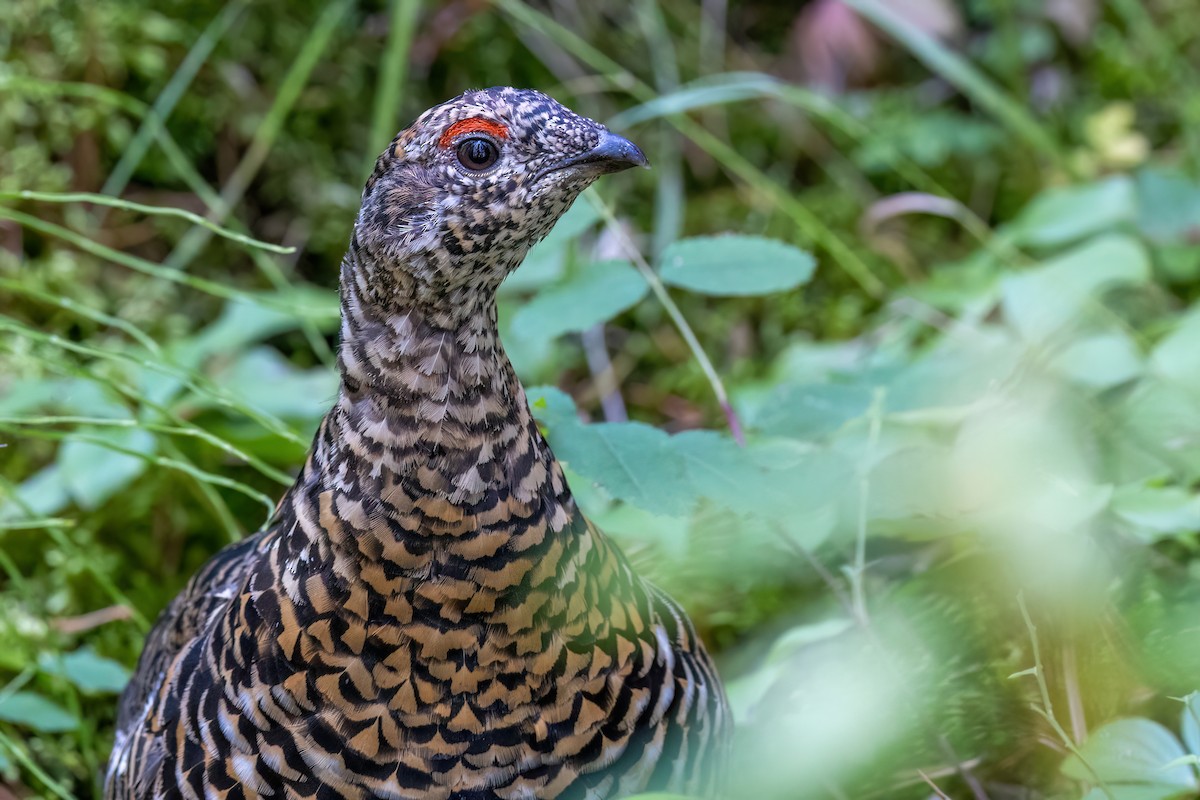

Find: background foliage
[3,0,1200,797]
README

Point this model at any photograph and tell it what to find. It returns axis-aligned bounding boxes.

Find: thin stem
[0,729,78,800]
[1014,593,1116,800]
[849,386,885,626]
[584,191,745,443]
[3,191,294,253]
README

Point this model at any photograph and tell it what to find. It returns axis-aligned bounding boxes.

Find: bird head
[350,87,647,312]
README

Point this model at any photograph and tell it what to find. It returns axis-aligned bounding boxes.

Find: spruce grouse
[106,87,731,800]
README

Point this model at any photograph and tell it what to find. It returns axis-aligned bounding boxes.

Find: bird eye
[456,137,499,171]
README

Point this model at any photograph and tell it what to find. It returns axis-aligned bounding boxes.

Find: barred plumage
[107,87,730,800]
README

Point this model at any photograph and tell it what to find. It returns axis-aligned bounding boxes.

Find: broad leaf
[526,385,580,431]
[511,260,647,340]
[1009,175,1135,247]
[39,647,130,695]
[659,235,815,296]
[1,464,70,522]
[1136,167,1200,243]
[212,347,339,421]
[1051,331,1143,389]
[1001,234,1150,342]
[0,692,79,733]
[549,421,695,516]
[1182,692,1200,756]
[1062,718,1196,787]
[673,430,848,524]
[753,383,873,439]
[1111,484,1200,538]
[59,427,157,510]
[1081,788,1196,800]
[1151,306,1200,392]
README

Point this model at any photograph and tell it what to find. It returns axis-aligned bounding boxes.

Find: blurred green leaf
[1051,331,1143,389]
[59,427,157,510]
[1182,693,1200,756]
[0,378,130,419]
[1010,176,1136,247]
[211,347,339,421]
[190,288,338,361]
[659,235,815,296]
[1151,306,1200,391]
[1,465,70,522]
[1062,718,1196,787]
[511,260,647,340]
[1136,167,1200,243]
[0,692,79,733]
[39,647,130,695]
[673,431,848,526]
[752,383,873,439]
[1081,787,1197,800]
[1112,484,1200,538]
[725,618,854,719]
[1001,234,1150,342]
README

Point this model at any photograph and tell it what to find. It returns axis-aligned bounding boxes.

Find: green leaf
[1051,331,1143,389]
[0,692,79,733]
[672,431,849,527]
[505,201,600,293]
[1182,693,1200,756]
[189,287,338,361]
[510,260,647,340]
[1112,484,1200,539]
[58,427,157,510]
[525,385,580,431]
[1,464,71,522]
[1151,306,1200,392]
[1009,175,1135,247]
[39,647,130,695]
[1081,787,1196,800]
[752,383,873,439]
[1062,718,1196,787]
[1136,167,1200,243]
[549,422,695,516]
[1117,379,1200,483]
[1000,234,1150,342]
[659,235,815,296]
[866,445,963,538]
[724,617,853,719]
[0,378,130,419]
[212,347,339,420]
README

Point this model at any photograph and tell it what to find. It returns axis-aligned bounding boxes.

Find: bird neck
[279,255,584,598]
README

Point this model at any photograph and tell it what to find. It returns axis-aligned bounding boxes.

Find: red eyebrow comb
[438,118,509,149]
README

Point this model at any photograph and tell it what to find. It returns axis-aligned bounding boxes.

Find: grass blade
[365,0,423,177]
[841,0,1066,171]
[100,0,250,200]
[3,191,295,254]
[165,0,353,271]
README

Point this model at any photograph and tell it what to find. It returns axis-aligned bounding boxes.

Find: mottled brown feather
[108,87,730,800]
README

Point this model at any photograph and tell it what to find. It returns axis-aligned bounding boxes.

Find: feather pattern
[107,87,730,800]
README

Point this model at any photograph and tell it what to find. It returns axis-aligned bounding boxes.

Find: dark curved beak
[560,130,650,175]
